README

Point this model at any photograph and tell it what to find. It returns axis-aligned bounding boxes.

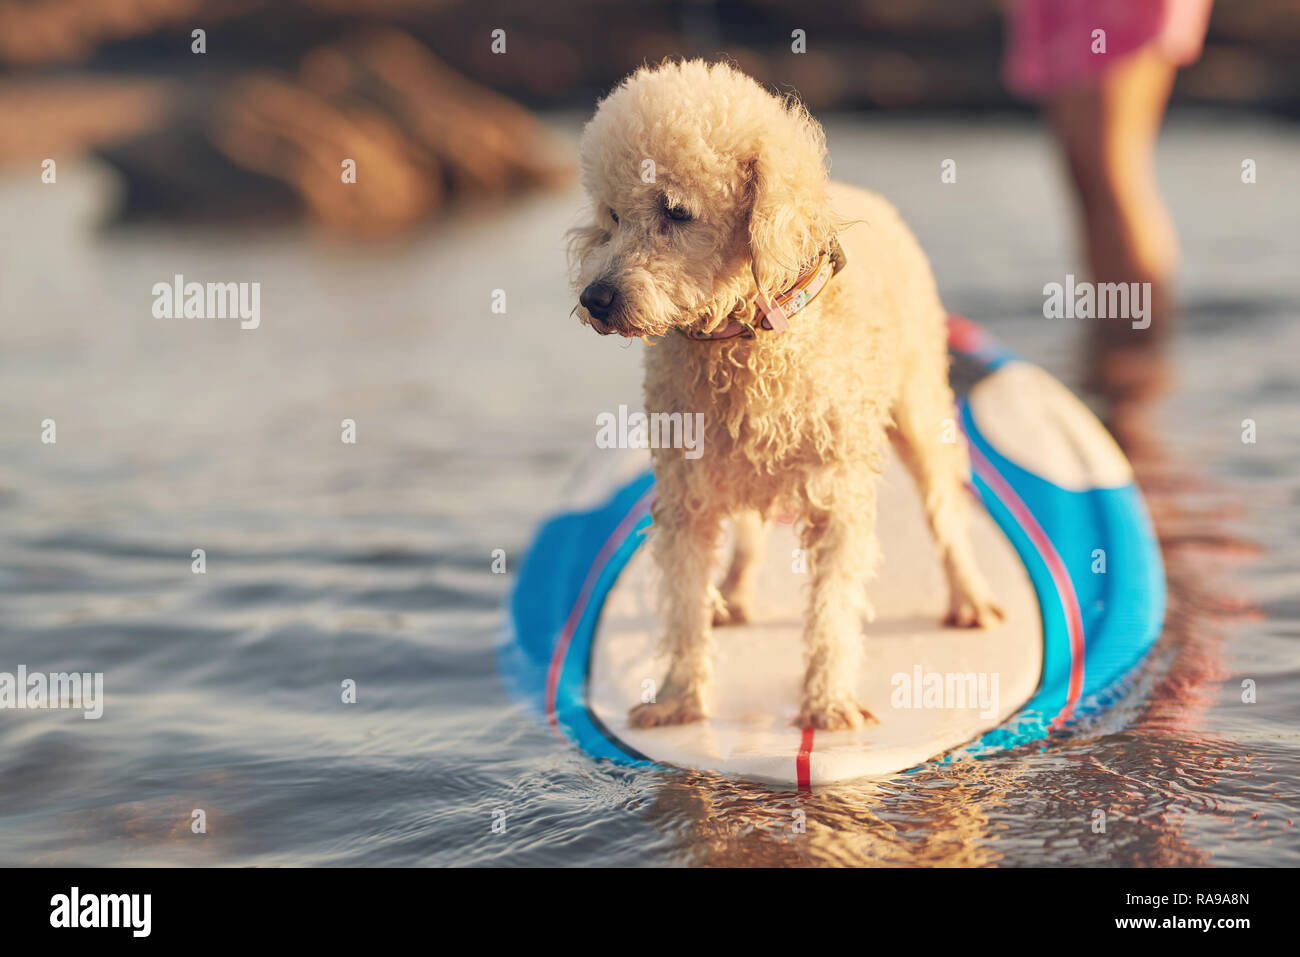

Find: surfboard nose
[968,361,1133,491]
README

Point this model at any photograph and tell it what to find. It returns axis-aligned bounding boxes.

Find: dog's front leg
[795,477,880,731]
[628,497,721,728]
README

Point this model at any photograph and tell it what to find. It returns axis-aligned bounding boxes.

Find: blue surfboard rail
[501,317,1166,775]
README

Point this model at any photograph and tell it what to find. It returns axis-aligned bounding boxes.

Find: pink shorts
[1003,0,1214,99]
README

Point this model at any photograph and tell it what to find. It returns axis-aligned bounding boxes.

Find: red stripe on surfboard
[796,726,815,793]
[946,313,986,353]
[545,487,657,740]
[967,442,1086,726]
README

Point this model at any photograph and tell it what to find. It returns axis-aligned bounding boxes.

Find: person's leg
[1048,47,1179,403]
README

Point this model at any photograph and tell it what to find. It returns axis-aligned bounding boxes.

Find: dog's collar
[677,237,847,342]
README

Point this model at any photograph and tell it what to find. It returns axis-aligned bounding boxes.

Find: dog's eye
[608,208,620,225]
[665,203,692,223]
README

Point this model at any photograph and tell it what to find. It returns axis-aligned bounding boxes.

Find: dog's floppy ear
[746,100,836,311]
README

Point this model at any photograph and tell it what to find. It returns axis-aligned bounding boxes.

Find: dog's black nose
[580,282,618,321]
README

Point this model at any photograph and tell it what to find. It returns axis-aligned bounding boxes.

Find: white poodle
[568,60,1004,731]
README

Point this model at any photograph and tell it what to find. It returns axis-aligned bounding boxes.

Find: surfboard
[501,316,1166,787]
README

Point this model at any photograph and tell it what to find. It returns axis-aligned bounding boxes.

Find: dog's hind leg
[795,471,880,731]
[889,375,1005,629]
[628,496,721,728]
[713,509,768,626]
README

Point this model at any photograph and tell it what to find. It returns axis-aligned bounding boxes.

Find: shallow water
[1,114,1297,866]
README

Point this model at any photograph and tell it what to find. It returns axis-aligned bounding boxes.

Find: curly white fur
[569,60,1003,731]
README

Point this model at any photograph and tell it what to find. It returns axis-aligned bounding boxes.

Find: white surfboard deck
[587,450,1042,785]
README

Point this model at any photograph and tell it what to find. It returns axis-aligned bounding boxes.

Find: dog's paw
[711,595,751,627]
[795,699,877,731]
[628,691,708,728]
[944,593,1006,629]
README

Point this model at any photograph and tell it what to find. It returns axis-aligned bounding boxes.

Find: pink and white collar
[677,237,847,342]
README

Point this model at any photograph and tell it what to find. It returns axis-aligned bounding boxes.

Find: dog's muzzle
[580,282,618,321]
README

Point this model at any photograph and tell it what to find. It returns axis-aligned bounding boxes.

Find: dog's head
[568,60,835,340]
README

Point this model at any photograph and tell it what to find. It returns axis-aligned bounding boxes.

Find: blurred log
[297,29,569,200]
[210,72,444,234]
[91,29,570,233]
[0,77,168,161]
[98,96,305,223]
